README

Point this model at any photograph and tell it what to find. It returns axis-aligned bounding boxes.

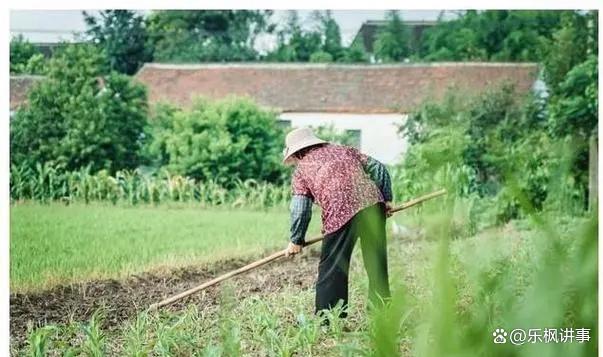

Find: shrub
[143,102,181,168]
[395,84,583,224]
[84,10,151,75]
[309,51,333,63]
[10,35,46,75]
[10,44,148,173]
[146,97,287,186]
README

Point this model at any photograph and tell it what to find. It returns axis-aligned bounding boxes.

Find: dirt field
[10,247,322,350]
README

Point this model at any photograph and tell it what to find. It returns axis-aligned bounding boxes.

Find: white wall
[279,112,408,164]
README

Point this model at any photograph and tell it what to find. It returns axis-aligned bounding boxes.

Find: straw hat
[282,127,326,164]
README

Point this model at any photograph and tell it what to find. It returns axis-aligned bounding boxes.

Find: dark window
[277,119,292,130]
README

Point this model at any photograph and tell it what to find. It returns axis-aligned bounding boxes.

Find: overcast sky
[10,10,455,48]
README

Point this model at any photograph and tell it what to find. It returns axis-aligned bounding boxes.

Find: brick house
[135,62,539,163]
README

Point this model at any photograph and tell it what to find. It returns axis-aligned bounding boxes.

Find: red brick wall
[135,63,539,113]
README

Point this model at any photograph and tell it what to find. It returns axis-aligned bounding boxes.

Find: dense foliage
[145,98,287,186]
[374,11,410,62]
[542,11,598,194]
[10,44,148,173]
[12,10,597,68]
[266,10,369,63]
[549,55,598,140]
[316,11,344,61]
[146,10,273,62]
[84,10,151,75]
[10,35,47,74]
[392,10,598,223]
[541,11,597,95]
[267,11,322,62]
[397,84,586,225]
[419,10,569,61]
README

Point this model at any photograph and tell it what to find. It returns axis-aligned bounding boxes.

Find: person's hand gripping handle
[285,242,303,257]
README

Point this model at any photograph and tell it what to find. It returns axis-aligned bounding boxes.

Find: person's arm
[286,169,313,256]
[363,156,393,203]
[289,194,312,245]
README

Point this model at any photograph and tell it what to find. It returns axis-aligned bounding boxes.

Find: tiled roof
[135,62,538,113]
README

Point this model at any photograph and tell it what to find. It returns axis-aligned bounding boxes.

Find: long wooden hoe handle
[149,189,447,310]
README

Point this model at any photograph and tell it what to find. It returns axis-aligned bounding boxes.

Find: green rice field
[10,203,319,292]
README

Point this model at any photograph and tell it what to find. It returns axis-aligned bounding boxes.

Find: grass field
[10,201,597,356]
[10,203,320,292]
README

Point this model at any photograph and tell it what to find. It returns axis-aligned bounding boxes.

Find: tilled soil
[10,249,321,350]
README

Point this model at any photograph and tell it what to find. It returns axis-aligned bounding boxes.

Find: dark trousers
[315,203,391,316]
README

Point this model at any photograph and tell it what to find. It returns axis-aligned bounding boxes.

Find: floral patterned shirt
[290,144,392,243]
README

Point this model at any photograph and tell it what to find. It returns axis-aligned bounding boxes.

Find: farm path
[10,248,321,349]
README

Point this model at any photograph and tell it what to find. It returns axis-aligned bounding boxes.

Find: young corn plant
[9,162,293,209]
[367,286,411,357]
[320,301,347,340]
[293,312,322,354]
[122,311,152,357]
[54,321,84,357]
[81,310,107,357]
[26,325,57,357]
[9,163,32,201]
[217,285,242,357]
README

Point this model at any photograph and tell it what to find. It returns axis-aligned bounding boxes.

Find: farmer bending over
[283,127,392,317]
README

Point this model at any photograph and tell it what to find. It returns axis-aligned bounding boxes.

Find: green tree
[420,10,568,61]
[10,44,148,172]
[314,10,344,60]
[143,103,181,168]
[339,37,369,63]
[268,11,365,63]
[83,10,151,75]
[146,10,273,62]
[541,11,595,95]
[543,11,598,198]
[374,11,410,62]
[548,55,598,140]
[149,97,286,186]
[400,85,557,221]
[10,35,47,74]
[266,11,322,62]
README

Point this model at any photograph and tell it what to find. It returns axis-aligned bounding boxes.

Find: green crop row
[10,162,291,208]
